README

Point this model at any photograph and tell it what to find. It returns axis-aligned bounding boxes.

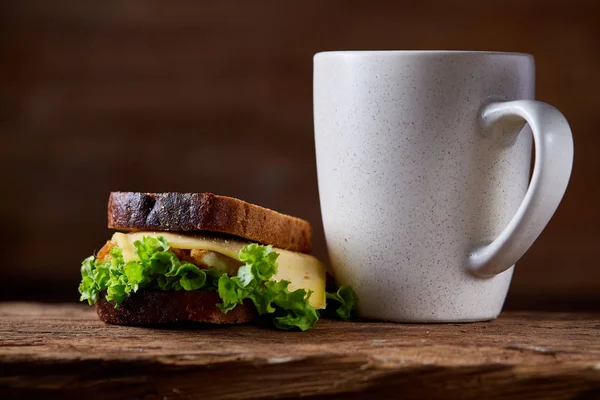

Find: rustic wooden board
[1,303,600,399]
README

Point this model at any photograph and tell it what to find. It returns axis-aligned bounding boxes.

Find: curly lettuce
[323,285,357,321]
[78,236,210,306]
[216,244,319,331]
[78,237,356,331]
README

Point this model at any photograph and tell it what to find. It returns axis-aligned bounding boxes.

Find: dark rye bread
[96,290,255,325]
[108,192,312,253]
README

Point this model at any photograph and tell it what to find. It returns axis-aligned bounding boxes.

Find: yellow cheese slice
[111,231,326,309]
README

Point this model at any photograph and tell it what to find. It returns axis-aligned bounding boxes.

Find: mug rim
[314,50,532,59]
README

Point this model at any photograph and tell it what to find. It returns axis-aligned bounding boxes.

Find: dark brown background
[1,0,598,309]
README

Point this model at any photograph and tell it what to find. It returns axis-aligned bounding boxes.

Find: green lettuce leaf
[323,285,357,321]
[78,256,108,305]
[216,244,319,331]
[267,280,319,331]
[78,236,215,306]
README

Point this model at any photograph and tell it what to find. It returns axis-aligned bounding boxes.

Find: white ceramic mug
[314,51,573,322]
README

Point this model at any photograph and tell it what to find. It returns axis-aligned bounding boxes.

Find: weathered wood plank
[1,303,599,399]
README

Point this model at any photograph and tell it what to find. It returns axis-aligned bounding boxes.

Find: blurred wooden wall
[1,0,598,309]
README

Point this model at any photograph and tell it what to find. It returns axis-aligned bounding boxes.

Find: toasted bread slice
[96,290,255,325]
[108,192,312,253]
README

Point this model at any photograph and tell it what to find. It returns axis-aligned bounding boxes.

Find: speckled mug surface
[314,51,573,322]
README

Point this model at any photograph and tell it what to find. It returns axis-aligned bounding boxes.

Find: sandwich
[78,192,355,330]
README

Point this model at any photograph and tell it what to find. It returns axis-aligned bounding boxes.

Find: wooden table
[1,303,599,399]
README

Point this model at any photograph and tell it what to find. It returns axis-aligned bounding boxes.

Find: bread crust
[96,290,255,325]
[108,192,312,253]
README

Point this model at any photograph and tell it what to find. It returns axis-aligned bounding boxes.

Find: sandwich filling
[79,232,352,330]
[110,232,326,309]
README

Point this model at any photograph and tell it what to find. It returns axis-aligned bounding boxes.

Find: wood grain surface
[1,302,600,399]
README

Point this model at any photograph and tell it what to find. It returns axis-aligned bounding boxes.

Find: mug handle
[467,100,574,277]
